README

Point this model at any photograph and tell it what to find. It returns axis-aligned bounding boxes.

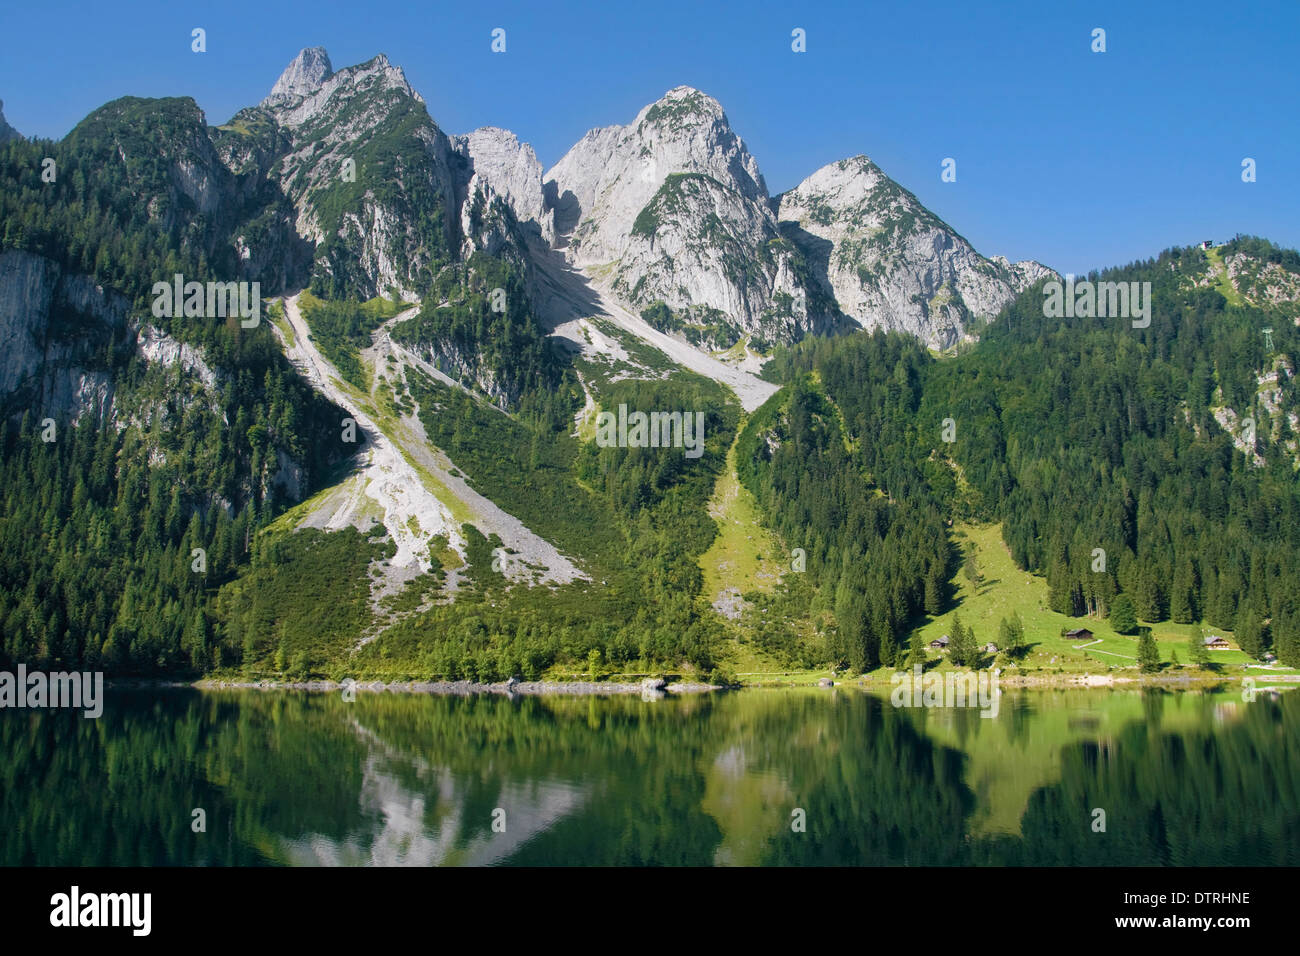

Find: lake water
[2,686,1295,866]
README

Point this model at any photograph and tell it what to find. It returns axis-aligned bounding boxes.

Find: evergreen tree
[1133,569,1164,623]
[878,630,899,670]
[1189,632,1210,669]
[1137,628,1161,673]
[1233,605,1266,659]
[1169,559,1197,624]
[1005,611,1025,654]
[906,632,927,670]
[949,614,977,667]
[1277,614,1300,668]
[1109,593,1138,635]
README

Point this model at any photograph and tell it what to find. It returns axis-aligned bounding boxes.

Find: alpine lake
[3,683,1295,866]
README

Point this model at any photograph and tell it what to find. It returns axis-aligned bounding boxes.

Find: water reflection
[1,686,1295,866]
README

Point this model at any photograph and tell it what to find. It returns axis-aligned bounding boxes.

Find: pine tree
[1137,628,1161,672]
[906,632,927,670]
[1005,610,1025,654]
[1277,614,1300,668]
[1133,568,1164,623]
[1109,593,1138,635]
[949,614,977,667]
[1169,559,1197,623]
[878,630,898,670]
[924,565,945,615]
[1189,632,1210,669]
[1233,604,1265,659]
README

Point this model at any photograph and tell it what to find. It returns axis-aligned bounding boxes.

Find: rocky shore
[191,676,719,697]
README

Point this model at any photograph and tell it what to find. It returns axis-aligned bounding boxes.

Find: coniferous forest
[741,240,1300,671]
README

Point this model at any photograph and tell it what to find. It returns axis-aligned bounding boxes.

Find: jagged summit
[243,54,1053,349]
[544,85,767,261]
[260,50,422,130]
[776,155,1055,348]
[262,47,334,108]
[454,127,554,243]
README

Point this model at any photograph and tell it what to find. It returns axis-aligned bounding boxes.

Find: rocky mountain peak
[454,127,554,243]
[262,47,334,108]
[262,51,422,130]
[639,86,723,123]
[777,156,1056,349]
[544,85,767,266]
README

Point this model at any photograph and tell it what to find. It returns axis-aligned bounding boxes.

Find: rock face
[136,325,218,391]
[543,91,1046,349]
[0,249,127,422]
[6,49,1063,434]
[233,54,1055,352]
[776,156,1053,349]
[261,47,334,109]
[0,99,20,143]
[545,87,834,344]
[248,50,459,299]
[546,86,767,263]
[454,127,554,245]
[261,51,421,131]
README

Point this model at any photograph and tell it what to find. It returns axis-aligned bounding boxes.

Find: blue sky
[1,0,1296,274]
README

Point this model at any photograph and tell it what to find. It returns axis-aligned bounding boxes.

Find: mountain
[776,156,1052,349]
[543,89,1048,351]
[1,46,1297,683]
[235,50,461,299]
[261,46,334,109]
[739,238,1300,671]
[455,127,555,246]
[545,86,835,347]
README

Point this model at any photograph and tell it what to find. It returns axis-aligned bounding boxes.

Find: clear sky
[1,0,1296,275]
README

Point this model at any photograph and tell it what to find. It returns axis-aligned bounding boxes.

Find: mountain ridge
[2,46,1297,682]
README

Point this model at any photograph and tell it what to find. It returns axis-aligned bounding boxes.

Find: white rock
[261,47,334,110]
[454,127,555,245]
[777,156,1054,349]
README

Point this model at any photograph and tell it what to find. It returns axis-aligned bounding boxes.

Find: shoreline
[186,677,719,696]
[93,670,1300,696]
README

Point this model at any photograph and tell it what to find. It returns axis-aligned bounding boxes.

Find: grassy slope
[699,434,785,601]
[1205,247,1246,306]
[698,431,798,676]
[904,522,1296,678]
